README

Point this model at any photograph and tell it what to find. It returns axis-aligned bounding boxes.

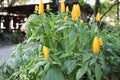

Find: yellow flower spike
[60,0,65,13]
[42,46,49,59]
[29,20,32,23]
[96,13,101,21]
[42,46,45,53]
[19,66,23,72]
[92,37,100,53]
[46,4,50,10]
[99,38,103,46]
[80,20,84,24]
[66,6,69,12]
[64,16,67,21]
[76,4,81,17]
[35,5,39,12]
[72,4,78,20]
[38,0,44,14]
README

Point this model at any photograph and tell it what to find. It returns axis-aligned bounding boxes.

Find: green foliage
[46,67,65,80]
[0,32,24,43]
[0,11,120,80]
[76,62,89,80]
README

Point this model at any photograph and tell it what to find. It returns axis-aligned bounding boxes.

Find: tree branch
[101,2,120,19]
[117,0,119,20]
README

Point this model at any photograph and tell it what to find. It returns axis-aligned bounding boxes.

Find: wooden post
[52,0,59,4]
[52,0,59,11]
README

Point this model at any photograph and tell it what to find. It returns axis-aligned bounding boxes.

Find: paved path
[0,44,17,60]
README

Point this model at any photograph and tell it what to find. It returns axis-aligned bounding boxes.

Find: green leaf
[43,23,52,37]
[82,54,92,63]
[91,23,98,33]
[69,30,77,45]
[57,26,69,31]
[64,21,75,26]
[89,57,97,66]
[56,19,64,24]
[44,63,50,72]
[65,41,76,53]
[99,53,106,70]
[64,60,77,74]
[95,63,103,80]
[50,21,55,28]
[65,30,77,53]
[76,62,89,80]
[23,14,41,28]
[37,69,44,78]
[87,69,94,80]
[51,55,61,66]
[29,61,46,73]
[49,39,57,50]
[45,67,65,80]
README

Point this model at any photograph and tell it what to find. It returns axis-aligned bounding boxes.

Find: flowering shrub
[0,0,120,80]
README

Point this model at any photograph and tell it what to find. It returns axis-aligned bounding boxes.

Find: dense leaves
[0,8,120,80]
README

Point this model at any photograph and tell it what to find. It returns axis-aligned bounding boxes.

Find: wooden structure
[0,0,93,33]
[0,5,34,32]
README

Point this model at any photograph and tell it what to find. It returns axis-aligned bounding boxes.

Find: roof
[0,4,35,16]
[0,1,93,17]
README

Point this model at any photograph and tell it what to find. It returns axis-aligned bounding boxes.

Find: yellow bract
[46,4,50,10]
[60,0,65,12]
[76,4,81,17]
[29,20,32,23]
[64,16,67,21]
[80,20,84,24]
[38,0,44,14]
[66,6,69,12]
[72,4,81,20]
[72,4,77,20]
[42,46,49,59]
[92,37,103,53]
[19,67,23,72]
[96,13,100,21]
[35,5,39,12]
